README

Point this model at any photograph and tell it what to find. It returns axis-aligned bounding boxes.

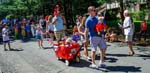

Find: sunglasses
[91,9,96,12]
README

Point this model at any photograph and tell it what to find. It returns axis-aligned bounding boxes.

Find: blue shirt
[53,16,64,31]
[25,24,31,32]
[85,16,100,37]
[2,18,9,25]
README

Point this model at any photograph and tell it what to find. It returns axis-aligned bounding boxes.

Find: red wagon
[53,41,81,66]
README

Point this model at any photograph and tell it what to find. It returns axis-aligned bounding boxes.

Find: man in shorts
[2,25,12,51]
[122,10,135,56]
[84,6,107,68]
[52,11,66,42]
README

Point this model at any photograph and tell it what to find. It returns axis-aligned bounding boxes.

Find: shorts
[125,35,133,42]
[54,30,65,41]
[49,30,54,33]
[36,35,42,40]
[3,40,10,43]
[90,37,107,51]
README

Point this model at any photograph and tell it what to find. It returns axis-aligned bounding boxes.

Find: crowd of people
[0,5,150,69]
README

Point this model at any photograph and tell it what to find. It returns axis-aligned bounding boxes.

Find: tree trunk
[120,0,124,22]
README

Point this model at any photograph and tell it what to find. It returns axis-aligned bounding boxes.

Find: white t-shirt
[36,30,43,38]
[2,28,9,41]
[123,16,133,35]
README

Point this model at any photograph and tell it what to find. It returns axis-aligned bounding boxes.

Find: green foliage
[96,0,106,5]
[0,0,48,18]
[130,11,146,21]
[5,14,15,19]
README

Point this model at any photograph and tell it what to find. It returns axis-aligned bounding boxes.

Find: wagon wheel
[75,57,80,63]
[57,57,61,60]
[65,60,69,66]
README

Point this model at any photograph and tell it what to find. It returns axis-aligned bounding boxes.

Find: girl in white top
[36,26,44,48]
[2,25,11,51]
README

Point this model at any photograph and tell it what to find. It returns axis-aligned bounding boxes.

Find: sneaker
[87,57,91,60]
[99,63,106,68]
[4,49,8,51]
[83,55,91,61]
[91,63,98,69]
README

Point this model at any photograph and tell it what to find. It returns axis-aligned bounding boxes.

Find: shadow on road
[106,53,129,57]
[70,59,91,67]
[9,48,24,51]
[95,55,118,63]
[106,66,141,72]
[43,47,54,49]
[105,57,118,63]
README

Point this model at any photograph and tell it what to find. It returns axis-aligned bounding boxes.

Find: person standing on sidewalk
[122,10,135,56]
[83,6,107,68]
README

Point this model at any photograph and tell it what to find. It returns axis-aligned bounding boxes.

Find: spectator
[14,24,19,39]
[139,20,147,41]
[110,31,118,42]
[2,25,12,51]
[21,23,26,39]
[105,30,111,42]
[39,16,46,31]
[122,10,135,56]
[31,21,36,37]
[25,23,31,38]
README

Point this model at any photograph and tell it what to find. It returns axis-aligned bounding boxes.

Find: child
[72,25,80,42]
[21,23,26,39]
[36,26,44,49]
[53,4,61,16]
[110,31,118,42]
[2,25,12,51]
[105,30,111,42]
[14,24,18,39]
[95,16,106,36]
[139,20,147,41]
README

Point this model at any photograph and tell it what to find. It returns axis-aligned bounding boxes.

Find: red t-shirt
[141,22,147,30]
[95,23,105,32]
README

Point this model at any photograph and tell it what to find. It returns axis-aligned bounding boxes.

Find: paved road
[0,39,150,73]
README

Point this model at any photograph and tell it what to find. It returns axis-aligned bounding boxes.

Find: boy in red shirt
[139,20,147,41]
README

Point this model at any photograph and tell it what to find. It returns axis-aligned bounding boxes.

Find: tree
[120,0,124,22]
